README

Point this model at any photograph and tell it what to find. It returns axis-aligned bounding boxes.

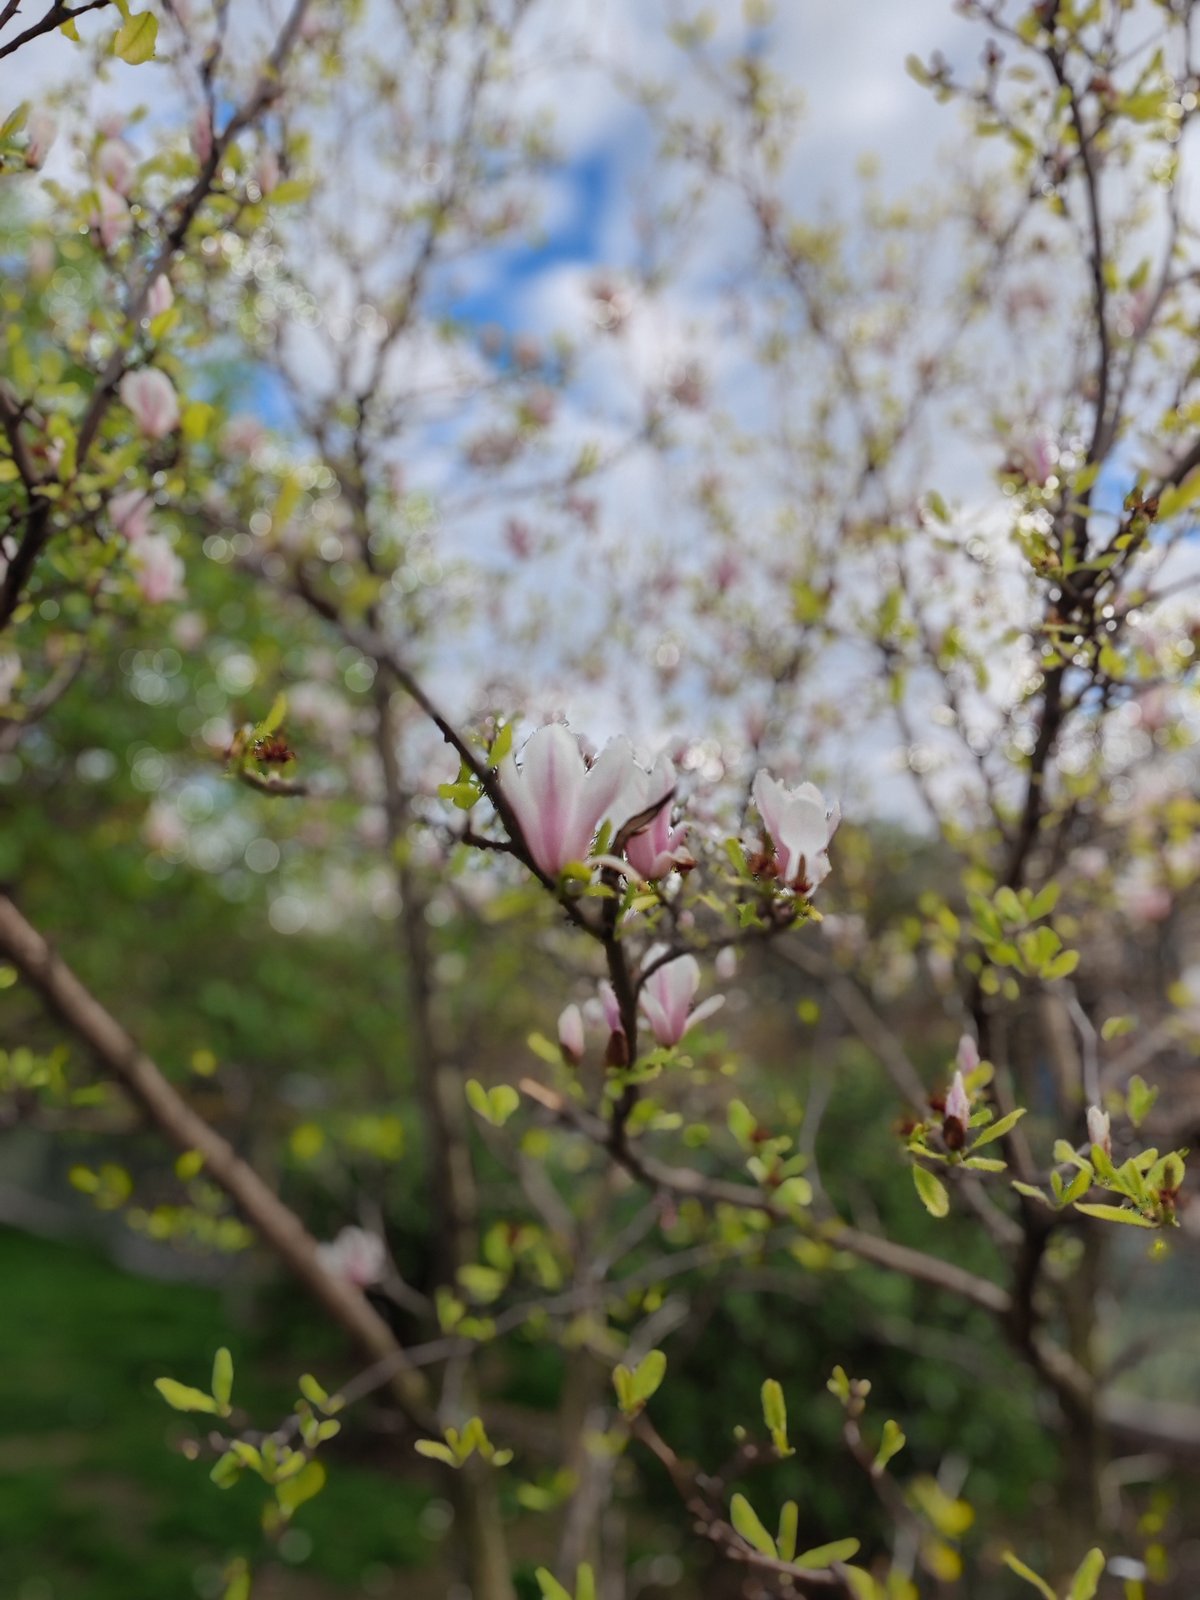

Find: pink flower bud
[146,274,174,318]
[1086,1105,1111,1155]
[254,147,280,196]
[92,182,131,250]
[25,111,57,169]
[945,1070,971,1128]
[956,1035,980,1074]
[118,368,180,438]
[715,946,738,981]
[557,1003,585,1065]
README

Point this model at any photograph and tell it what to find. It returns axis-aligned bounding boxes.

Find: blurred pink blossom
[97,139,136,195]
[133,535,185,603]
[109,488,153,542]
[119,369,180,438]
[316,1226,386,1288]
[146,274,174,318]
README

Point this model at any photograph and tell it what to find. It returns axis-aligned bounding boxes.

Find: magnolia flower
[558,1003,585,1065]
[613,752,692,880]
[92,182,131,250]
[597,980,624,1036]
[639,948,724,1048]
[499,723,632,878]
[945,1070,971,1128]
[315,1226,386,1288]
[146,274,174,318]
[97,138,136,195]
[956,1035,980,1074]
[254,147,280,196]
[752,770,840,893]
[119,368,180,438]
[222,414,266,456]
[1086,1105,1111,1155]
[132,535,185,604]
[25,111,57,168]
[715,946,738,981]
[109,488,153,542]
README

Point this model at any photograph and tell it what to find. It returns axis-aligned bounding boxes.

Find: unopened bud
[1086,1105,1111,1155]
[557,1003,584,1067]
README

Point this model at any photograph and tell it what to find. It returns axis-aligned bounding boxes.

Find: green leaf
[1043,950,1080,981]
[414,1440,458,1466]
[534,1572,573,1600]
[842,1570,881,1600]
[969,1107,1026,1150]
[874,1418,906,1472]
[211,1347,234,1408]
[114,11,158,63]
[465,1079,519,1127]
[730,1492,777,1558]
[777,1500,799,1563]
[631,1349,667,1405]
[761,1378,786,1433]
[1127,1074,1158,1129]
[298,1373,329,1408]
[575,1565,596,1600]
[1003,1551,1058,1600]
[275,1459,326,1515]
[1067,1548,1106,1600]
[154,1378,221,1414]
[912,1163,949,1218]
[795,1538,861,1567]
[1074,1202,1156,1227]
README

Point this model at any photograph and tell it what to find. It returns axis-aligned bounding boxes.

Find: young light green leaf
[795,1538,861,1568]
[154,1377,221,1414]
[1067,1548,1106,1600]
[211,1347,233,1409]
[761,1378,787,1435]
[777,1500,799,1563]
[414,1439,458,1466]
[275,1459,326,1516]
[1126,1075,1158,1129]
[631,1349,667,1405]
[1073,1202,1156,1227]
[1002,1551,1058,1600]
[534,1571,573,1600]
[730,1492,778,1558]
[298,1373,329,1408]
[969,1107,1026,1150]
[114,11,158,63]
[873,1418,905,1472]
[912,1163,949,1218]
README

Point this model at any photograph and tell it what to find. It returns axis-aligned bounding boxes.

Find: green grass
[0,1228,438,1600]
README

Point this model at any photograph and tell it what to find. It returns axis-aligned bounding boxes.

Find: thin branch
[0,891,434,1427]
